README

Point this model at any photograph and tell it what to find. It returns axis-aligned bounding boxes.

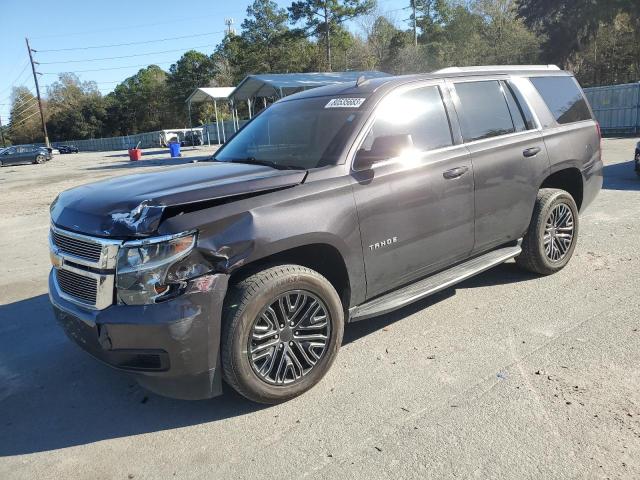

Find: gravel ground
[0,139,639,480]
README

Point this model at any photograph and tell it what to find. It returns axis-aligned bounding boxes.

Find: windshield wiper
[228,157,305,170]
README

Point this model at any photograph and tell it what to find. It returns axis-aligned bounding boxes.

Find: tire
[635,151,640,177]
[221,264,344,404]
[34,154,45,164]
[516,188,579,275]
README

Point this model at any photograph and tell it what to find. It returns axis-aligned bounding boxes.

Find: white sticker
[325,98,366,108]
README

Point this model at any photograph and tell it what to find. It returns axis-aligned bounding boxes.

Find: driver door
[351,83,475,299]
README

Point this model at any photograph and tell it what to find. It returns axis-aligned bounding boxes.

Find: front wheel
[34,154,45,164]
[516,188,579,275]
[221,265,344,403]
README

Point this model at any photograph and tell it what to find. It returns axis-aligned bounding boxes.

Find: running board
[349,245,522,322]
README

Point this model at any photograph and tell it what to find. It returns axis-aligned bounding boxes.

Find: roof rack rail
[434,65,561,74]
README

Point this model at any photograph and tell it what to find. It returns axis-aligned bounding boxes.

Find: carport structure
[229,71,390,118]
[185,87,237,145]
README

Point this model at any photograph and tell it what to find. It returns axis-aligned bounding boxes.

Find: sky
[0,0,410,121]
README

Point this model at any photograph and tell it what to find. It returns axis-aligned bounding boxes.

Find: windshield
[214,96,365,169]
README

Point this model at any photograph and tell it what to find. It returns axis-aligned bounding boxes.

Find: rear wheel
[221,265,344,404]
[516,188,579,275]
[635,150,640,177]
[34,154,45,164]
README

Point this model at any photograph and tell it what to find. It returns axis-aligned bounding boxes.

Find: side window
[362,85,453,153]
[454,80,515,142]
[505,80,536,131]
[529,76,592,124]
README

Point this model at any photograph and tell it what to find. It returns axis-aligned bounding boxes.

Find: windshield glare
[214,97,364,169]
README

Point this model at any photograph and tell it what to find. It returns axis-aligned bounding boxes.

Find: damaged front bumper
[49,270,229,400]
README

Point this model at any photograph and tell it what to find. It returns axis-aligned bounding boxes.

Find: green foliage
[288,0,376,69]
[47,73,107,141]
[8,87,41,145]
[105,65,171,135]
[217,0,319,82]
[517,0,637,65]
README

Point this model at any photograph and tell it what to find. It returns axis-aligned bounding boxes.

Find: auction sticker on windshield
[325,98,366,108]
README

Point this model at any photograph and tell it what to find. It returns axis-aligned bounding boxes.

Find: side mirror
[353,134,413,171]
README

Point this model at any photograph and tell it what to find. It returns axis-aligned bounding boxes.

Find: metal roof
[186,87,235,104]
[229,71,390,101]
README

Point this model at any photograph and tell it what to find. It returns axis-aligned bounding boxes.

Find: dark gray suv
[49,66,602,403]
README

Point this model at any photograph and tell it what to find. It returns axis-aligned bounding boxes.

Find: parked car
[181,132,202,147]
[49,65,602,403]
[0,145,51,166]
[635,140,639,177]
[57,145,79,154]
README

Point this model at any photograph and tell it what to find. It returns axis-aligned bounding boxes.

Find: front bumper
[49,271,229,400]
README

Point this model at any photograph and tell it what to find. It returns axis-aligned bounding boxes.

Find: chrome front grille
[56,268,98,305]
[51,230,102,262]
[49,226,121,310]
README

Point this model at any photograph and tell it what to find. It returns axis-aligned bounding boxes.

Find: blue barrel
[169,142,181,158]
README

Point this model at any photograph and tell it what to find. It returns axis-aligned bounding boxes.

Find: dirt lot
[1,140,639,479]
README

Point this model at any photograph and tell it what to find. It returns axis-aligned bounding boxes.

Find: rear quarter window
[529,76,592,124]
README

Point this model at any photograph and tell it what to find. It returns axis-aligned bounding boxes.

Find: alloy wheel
[543,202,574,262]
[248,290,331,386]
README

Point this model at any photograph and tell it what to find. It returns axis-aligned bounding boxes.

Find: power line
[9,109,41,129]
[31,12,233,40]
[10,101,38,119]
[38,42,217,64]
[0,60,31,96]
[41,61,174,75]
[35,29,226,53]
[0,89,37,110]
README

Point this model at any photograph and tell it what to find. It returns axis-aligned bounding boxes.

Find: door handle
[523,146,541,158]
[443,166,469,179]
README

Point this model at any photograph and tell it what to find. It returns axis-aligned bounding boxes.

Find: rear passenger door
[351,83,475,299]
[449,78,550,253]
[15,146,32,164]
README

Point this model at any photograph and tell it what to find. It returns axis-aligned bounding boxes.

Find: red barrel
[128,148,142,161]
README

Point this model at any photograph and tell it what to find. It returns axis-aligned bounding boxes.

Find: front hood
[51,162,306,237]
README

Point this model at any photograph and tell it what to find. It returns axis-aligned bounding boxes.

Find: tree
[571,12,640,86]
[473,0,540,65]
[105,65,170,135]
[364,16,400,68]
[166,51,218,124]
[517,0,638,67]
[46,73,107,141]
[8,87,42,145]
[215,1,319,86]
[288,0,376,70]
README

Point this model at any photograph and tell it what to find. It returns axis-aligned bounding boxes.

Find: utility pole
[412,0,418,47]
[25,37,49,148]
[0,115,5,147]
[324,0,331,71]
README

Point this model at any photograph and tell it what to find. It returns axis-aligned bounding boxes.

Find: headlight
[116,231,197,305]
